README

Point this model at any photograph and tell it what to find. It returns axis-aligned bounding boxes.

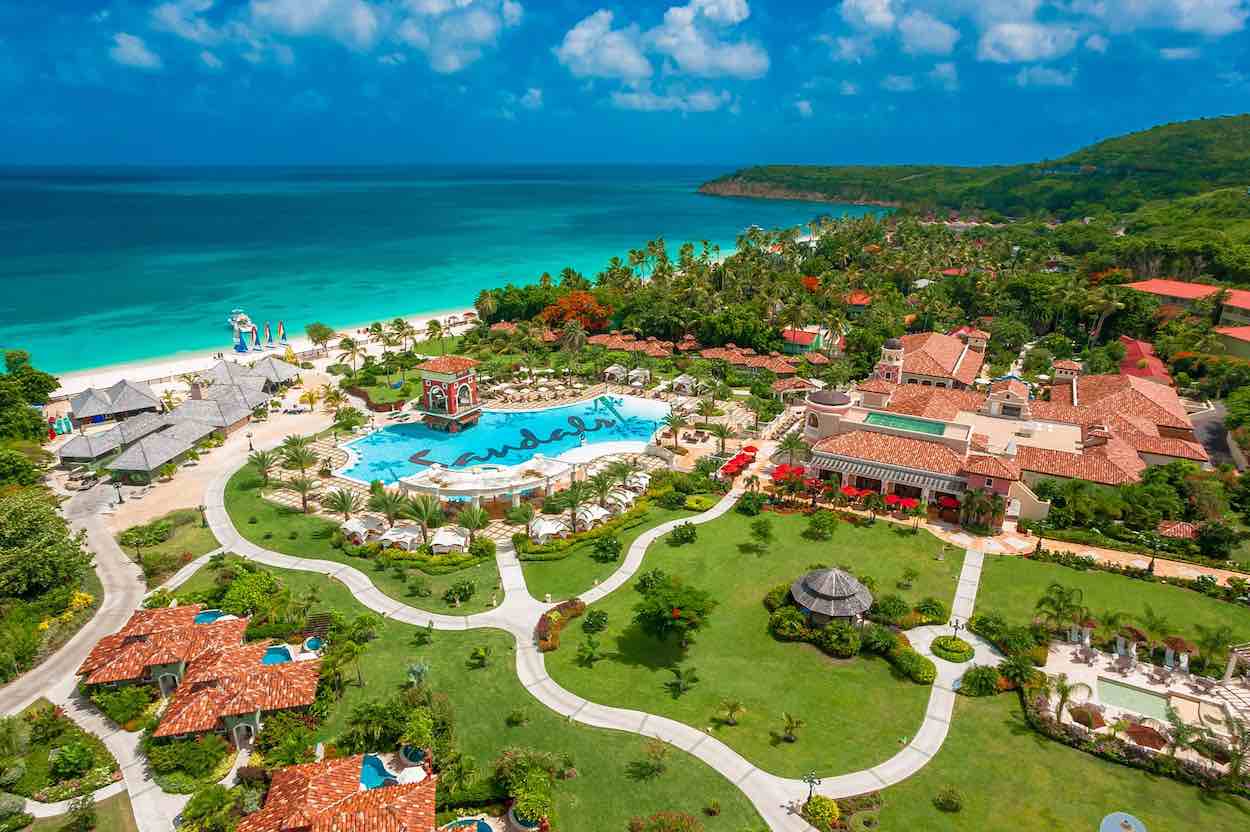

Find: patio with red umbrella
[938,495,960,510]
[884,494,900,507]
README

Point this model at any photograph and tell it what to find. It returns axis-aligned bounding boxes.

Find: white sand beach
[51,306,476,398]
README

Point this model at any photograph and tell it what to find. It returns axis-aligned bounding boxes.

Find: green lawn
[880,693,1250,830]
[24,793,139,832]
[117,508,220,585]
[176,562,764,831]
[225,466,502,614]
[520,507,693,602]
[547,510,966,777]
[977,554,1250,647]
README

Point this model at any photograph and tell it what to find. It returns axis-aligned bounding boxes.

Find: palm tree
[160,389,180,411]
[862,491,885,522]
[605,459,639,489]
[781,712,804,743]
[321,385,347,412]
[457,506,490,543]
[664,412,688,449]
[403,494,444,543]
[1164,705,1201,759]
[696,397,718,422]
[282,433,312,451]
[474,289,498,321]
[1048,673,1091,723]
[425,319,444,354]
[248,450,279,485]
[1034,583,1083,634]
[1137,604,1172,652]
[588,471,616,507]
[1195,623,1234,669]
[744,474,760,493]
[560,320,587,353]
[281,446,318,474]
[299,387,322,412]
[707,422,735,454]
[720,699,745,726]
[777,432,809,465]
[558,481,593,531]
[281,476,320,513]
[367,489,406,528]
[337,640,366,686]
[337,337,366,375]
[1085,287,1126,344]
[321,488,363,521]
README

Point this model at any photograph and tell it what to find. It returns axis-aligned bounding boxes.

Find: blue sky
[3,0,1249,166]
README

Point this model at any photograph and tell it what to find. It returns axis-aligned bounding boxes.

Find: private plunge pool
[360,754,398,790]
[338,395,670,485]
[261,645,294,665]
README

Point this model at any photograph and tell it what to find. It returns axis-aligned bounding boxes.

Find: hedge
[535,599,586,652]
[514,502,655,561]
[930,636,974,663]
[887,645,937,684]
[1025,547,1249,606]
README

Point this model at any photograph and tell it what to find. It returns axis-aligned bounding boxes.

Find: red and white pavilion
[413,355,482,432]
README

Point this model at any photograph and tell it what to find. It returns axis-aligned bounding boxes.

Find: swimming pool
[863,412,947,436]
[1098,678,1169,721]
[360,754,397,789]
[261,645,293,666]
[339,395,670,484]
[194,609,225,625]
[445,821,491,832]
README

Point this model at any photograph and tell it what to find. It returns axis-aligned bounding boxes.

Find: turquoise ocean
[0,166,873,375]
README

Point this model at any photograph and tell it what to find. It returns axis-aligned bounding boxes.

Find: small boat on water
[227,308,253,332]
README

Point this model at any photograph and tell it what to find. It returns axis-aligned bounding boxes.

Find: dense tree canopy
[0,489,91,599]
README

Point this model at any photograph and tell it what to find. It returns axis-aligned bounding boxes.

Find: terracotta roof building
[1118,336,1171,385]
[871,330,986,389]
[78,605,249,687]
[236,756,437,832]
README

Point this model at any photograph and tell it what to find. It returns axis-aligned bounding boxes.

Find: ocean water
[0,166,874,374]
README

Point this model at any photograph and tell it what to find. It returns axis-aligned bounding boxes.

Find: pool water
[261,646,293,665]
[340,395,669,484]
[864,412,947,436]
[194,610,225,624]
[303,637,323,651]
[1098,678,1169,721]
[447,821,491,832]
[360,754,397,789]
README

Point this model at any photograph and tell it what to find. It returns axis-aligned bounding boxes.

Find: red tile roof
[1157,520,1198,539]
[415,355,479,375]
[781,328,818,346]
[489,321,517,332]
[79,609,249,686]
[1225,289,1250,311]
[960,454,1020,481]
[856,378,897,395]
[1118,336,1171,384]
[155,641,321,737]
[1052,359,1082,371]
[813,430,966,476]
[1123,279,1221,301]
[1015,440,1147,486]
[237,756,437,832]
[847,290,872,306]
[803,351,830,365]
[899,332,984,385]
[772,377,816,393]
[1217,325,1250,343]
[989,379,1028,399]
[886,386,986,420]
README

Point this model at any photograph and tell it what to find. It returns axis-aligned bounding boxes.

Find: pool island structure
[410,354,483,433]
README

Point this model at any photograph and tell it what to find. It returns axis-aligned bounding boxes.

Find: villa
[68,379,161,427]
[1123,278,1250,326]
[1117,336,1172,386]
[342,515,386,545]
[57,411,170,464]
[1217,324,1250,359]
[698,344,801,376]
[106,419,219,482]
[236,755,437,832]
[869,330,986,390]
[411,355,482,432]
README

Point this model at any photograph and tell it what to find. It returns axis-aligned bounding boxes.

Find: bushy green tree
[0,489,91,599]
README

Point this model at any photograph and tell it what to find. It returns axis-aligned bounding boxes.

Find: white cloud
[1159,46,1199,59]
[1069,0,1246,36]
[611,85,732,112]
[693,0,751,25]
[646,1,769,79]
[1014,64,1076,86]
[395,0,525,73]
[109,32,162,69]
[819,33,875,62]
[978,22,1078,62]
[199,49,223,68]
[501,0,523,26]
[794,98,813,117]
[554,10,652,80]
[152,0,221,45]
[1084,33,1109,52]
[520,87,543,109]
[881,73,915,91]
[899,10,960,55]
[840,0,897,31]
[378,51,407,64]
[929,61,958,90]
[250,0,381,51]
[840,79,859,95]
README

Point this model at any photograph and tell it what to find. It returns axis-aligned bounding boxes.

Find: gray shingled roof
[203,360,264,388]
[248,355,301,384]
[790,568,873,618]
[59,430,121,460]
[68,380,159,419]
[68,388,112,419]
[114,412,168,444]
[167,397,250,428]
[205,383,269,410]
[106,419,216,473]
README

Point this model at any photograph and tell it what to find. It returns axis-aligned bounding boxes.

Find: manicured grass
[547,509,966,777]
[520,507,693,601]
[10,699,119,803]
[177,563,764,830]
[879,693,1250,830]
[225,466,502,614]
[25,792,140,832]
[977,554,1250,646]
[117,508,219,585]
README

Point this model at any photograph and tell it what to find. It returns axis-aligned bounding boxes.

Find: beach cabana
[342,516,386,545]
[69,379,160,427]
[430,526,470,554]
[529,516,571,545]
[671,374,699,395]
[378,525,424,551]
[105,419,216,484]
[603,364,628,384]
[248,355,302,387]
[628,367,651,387]
[625,471,652,493]
[605,489,636,514]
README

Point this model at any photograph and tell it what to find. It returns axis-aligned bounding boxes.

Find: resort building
[236,755,437,832]
[1216,325,1250,359]
[870,331,986,390]
[68,379,161,427]
[1122,278,1250,326]
[78,604,321,746]
[106,419,218,482]
[412,355,481,432]
[699,344,800,377]
[57,411,169,464]
[587,331,677,357]
[802,348,1209,520]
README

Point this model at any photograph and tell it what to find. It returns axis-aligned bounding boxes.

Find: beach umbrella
[1125,724,1166,750]
[899,497,919,510]
[743,445,759,453]
[938,495,960,509]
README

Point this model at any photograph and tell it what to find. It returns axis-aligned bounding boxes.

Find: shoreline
[51,305,474,398]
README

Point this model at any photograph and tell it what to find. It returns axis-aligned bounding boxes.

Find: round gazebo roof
[790,568,873,618]
[808,390,851,407]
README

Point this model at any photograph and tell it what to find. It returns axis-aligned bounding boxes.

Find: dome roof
[808,390,851,407]
[790,568,873,618]
[883,337,903,350]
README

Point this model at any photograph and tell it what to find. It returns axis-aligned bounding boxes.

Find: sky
[2,0,1249,166]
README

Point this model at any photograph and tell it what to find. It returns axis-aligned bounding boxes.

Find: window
[985,478,993,488]
[807,413,819,428]
[907,378,918,384]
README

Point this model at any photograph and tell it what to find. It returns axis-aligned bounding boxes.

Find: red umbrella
[884,494,900,506]
[804,478,822,491]
[790,465,806,478]
[938,495,960,509]
[840,484,858,497]
[743,445,759,453]
[899,497,919,510]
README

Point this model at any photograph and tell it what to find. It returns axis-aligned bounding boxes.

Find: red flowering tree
[539,291,612,331]
[632,574,716,648]
[800,275,820,293]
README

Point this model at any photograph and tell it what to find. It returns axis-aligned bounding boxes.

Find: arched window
[807,413,819,428]
[456,384,474,407]
[428,386,448,412]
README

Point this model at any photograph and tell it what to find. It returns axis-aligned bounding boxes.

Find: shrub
[145,734,230,779]
[959,665,1001,697]
[49,741,94,782]
[915,596,947,621]
[933,785,963,813]
[802,795,840,830]
[443,580,476,606]
[0,761,25,788]
[931,636,974,663]
[505,504,534,526]
[684,494,718,511]
[889,646,937,684]
[505,708,528,727]
[669,522,697,545]
[0,794,26,819]
[657,489,688,510]
[90,685,153,726]
[581,609,609,634]
[762,582,792,611]
[869,594,909,625]
[805,510,838,540]
[468,537,496,560]
[408,575,432,597]
[767,606,810,641]
[535,599,586,652]
[592,535,622,563]
[627,810,704,832]
[861,624,898,655]
[735,491,766,515]
[814,622,861,658]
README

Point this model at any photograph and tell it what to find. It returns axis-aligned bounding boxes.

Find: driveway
[1190,401,1233,467]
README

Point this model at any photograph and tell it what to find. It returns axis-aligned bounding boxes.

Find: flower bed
[535,599,587,652]
[930,635,974,663]
[4,702,121,803]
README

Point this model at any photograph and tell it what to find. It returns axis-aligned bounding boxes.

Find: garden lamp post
[952,618,964,638]
[246,431,254,451]
[802,771,821,801]
[113,481,124,505]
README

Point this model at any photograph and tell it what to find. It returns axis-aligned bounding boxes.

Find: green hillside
[701,114,1250,219]
[1125,187,1250,244]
